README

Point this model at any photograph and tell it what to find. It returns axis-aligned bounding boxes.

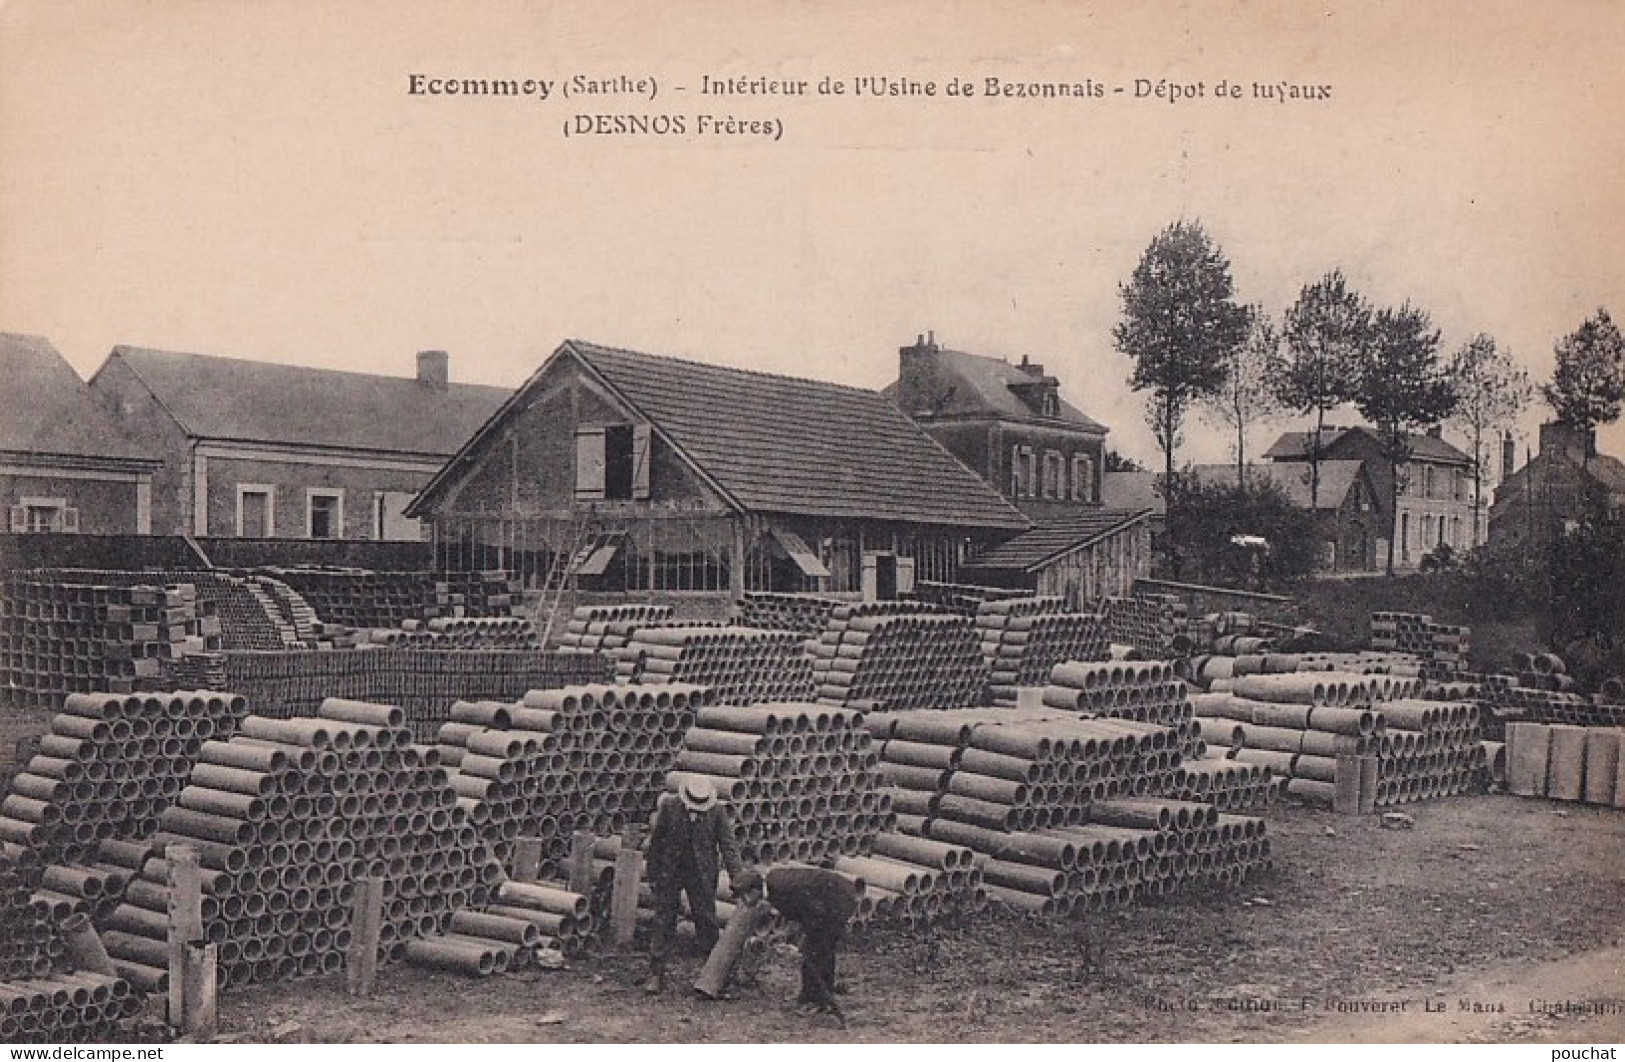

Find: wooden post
[345,877,385,997]
[180,943,218,1038]
[165,844,203,1028]
[566,831,595,896]
[610,825,645,948]
[512,836,544,884]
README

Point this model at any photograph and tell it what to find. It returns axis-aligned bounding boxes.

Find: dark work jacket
[764,866,859,928]
[645,794,745,889]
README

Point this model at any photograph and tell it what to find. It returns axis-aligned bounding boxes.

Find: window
[1071,453,1093,502]
[1040,391,1059,417]
[1011,445,1037,498]
[1400,511,1410,559]
[306,489,343,540]
[1423,514,1434,548]
[1009,445,1024,497]
[1043,451,1064,499]
[9,498,77,533]
[1451,515,1461,547]
[1438,516,1447,548]
[577,424,651,501]
[236,485,274,538]
[1454,468,1466,502]
[1422,466,1435,499]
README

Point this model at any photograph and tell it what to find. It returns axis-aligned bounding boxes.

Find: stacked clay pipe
[555,604,675,653]
[977,598,1108,706]
[1040,660,1199,730]
[811,607,989,710]
[621,627,816,704]
[670,702,892,864]
[733,593,845,640]
[436,684,709,876]
[1099,594,1190,659]
[96,698,507,990]
[1,691,249,865]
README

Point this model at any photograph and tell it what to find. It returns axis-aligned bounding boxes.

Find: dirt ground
[213,794,1625,1044]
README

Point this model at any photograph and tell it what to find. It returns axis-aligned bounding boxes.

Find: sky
[2,0,1622,469]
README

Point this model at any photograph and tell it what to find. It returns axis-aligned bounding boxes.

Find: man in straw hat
[642,775,749,993]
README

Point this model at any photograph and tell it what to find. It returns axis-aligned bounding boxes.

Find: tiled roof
[0,333,157,465]
[100,346,512,456]
[1188,461,1366,510]
[569,341,1029,529]
[884,346,1107,432]
[967,508,1148,571]
[1264,426,1470,465]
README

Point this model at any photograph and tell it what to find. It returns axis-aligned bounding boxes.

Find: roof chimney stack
[1501,431,1516,482]
[417,350,449,390]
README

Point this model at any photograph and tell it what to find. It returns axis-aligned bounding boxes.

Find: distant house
[1188,461,1382,573]
[1264,425,1474,570]
[406,339,1031,600]
[89,347,510,541]
[1489,421,1625,549]
[1,333,160,535]
[884,334,1149,605]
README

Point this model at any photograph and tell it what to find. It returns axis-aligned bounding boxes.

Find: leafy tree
[1113,220,1250,571]
[1447,333,1532,544]
[1161,472,1321,588]
[1545,484,1625,689]
[1542,307,1625,469]
[1201,305,1282,483]
[1354,301,1458,575]
[1277,270,1370,508]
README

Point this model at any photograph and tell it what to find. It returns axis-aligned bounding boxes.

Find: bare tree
[1202,305,1283,484]
[1277,270,1370,509]
[1447,333,1532,545]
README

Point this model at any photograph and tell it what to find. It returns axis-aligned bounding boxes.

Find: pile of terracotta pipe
[1,690,249,866]
[872,707,1197,830]
[1162,753,1282,811]
[93,698,506,990]
[670,702,893,865]
[406,879,595,976]
[0,970,138,1043]
[977,598,1108,706]
[0,846,57,979]
[620,627,817,704]
[811,607,989,710]
[1040,660,1198,728]
[1098,594,1190,659]
[1189,652,1428,692]
[556,604,675,653]
[436,683,710,876]
[1193,675,1486,808]
[838,833,988,926]
[734,593,845,640]
[1505,723,1625,807]
[354,617,539,650]
[1370,611,1471,676]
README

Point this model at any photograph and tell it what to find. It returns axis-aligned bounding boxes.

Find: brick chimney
[1501,432,1516,481]
[416,350,449,389]
[1539,420,1594,464]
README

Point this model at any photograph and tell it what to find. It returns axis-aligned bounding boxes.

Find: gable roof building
[1490,421,1625,549]
[1,333,160,534]
[410,339,1029,600]
[89,345,510,539]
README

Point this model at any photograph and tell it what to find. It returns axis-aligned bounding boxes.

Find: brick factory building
[885,334,1151,607]
[0,333,161,535]
[406,339,1031,606]
[88,346,510,541]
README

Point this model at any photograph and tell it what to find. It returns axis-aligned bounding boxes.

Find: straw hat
[679,776,718,812]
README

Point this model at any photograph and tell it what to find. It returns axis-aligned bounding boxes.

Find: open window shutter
[8,506,24,532]
[62,508,80,533]
[575,430,606,499]
[896,556,916,595]
[632,424,652,500]
[860,554,878,602]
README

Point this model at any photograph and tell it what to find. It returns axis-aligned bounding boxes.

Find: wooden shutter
[896,556,916,595]
[632,424,652,500]
[575,429,606,499]
[860,553,878,602]
[8,506,24,532]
